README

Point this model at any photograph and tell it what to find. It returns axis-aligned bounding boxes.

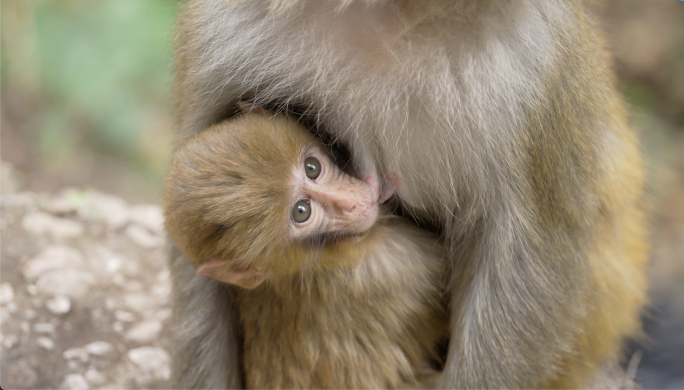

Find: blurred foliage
[600,0,684,128]
[1,0,180,203]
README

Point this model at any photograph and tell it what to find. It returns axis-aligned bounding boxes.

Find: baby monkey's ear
[197,258,266,289]
[236,101,266,115]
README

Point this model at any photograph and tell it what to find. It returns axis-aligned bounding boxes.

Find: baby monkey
[164,110,448,389]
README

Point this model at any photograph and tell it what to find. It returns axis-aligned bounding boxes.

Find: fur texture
[165,113,449,388]
[169,1,648,388]
[237,219,448,389]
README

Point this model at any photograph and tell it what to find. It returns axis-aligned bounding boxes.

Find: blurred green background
[2,0,180,203]
[1,0,683,387]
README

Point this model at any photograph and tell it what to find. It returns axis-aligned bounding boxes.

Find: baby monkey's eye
[305,157,321,180]
[292,200,311,223]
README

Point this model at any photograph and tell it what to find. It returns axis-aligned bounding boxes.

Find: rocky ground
[1,164,171,389]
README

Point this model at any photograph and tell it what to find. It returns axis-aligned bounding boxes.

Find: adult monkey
[168,0,648,388]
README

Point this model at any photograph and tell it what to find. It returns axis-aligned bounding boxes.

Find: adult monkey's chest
[218,1,551,214]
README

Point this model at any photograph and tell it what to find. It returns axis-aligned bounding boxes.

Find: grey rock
[0,282,14,305]
[0,307,9,325]
[114,310,135,322]
[127,205,164,234]
[123,293,157,312]
[36,269,95,298]
[74,190,129,229]
[84,367,106,385]
[88,246,125,273]
[23,245,85,280]
[84,341,113,356]
[22,211,84,239]
[124,320,162,343]
[43,195,77,214]
[152,283,170,301]
[125,224,163,249]
[37,336,55,351]
[127,346,170,381]
[105,297,117,311]
[63,347,89,362]
[62,373,89,390]
[46,295,72,316]
[6,301,17,313]
[33,322,56,334]
[1,191,38,208]
[125,280,144,292]
[67,359,81,371]
[112,274,126,286]
[26,284,38,296]
[156,308,172,321]
[3,358,38,388]
[3,334,19,349]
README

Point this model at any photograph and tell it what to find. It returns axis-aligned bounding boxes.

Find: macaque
[164,111,448,388]
[167,0,648,388]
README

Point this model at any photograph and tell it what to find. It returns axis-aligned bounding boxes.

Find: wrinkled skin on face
[289,144,381,240]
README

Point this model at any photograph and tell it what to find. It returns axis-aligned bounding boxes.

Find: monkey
[167,1,648,388]
[163,110,449,389]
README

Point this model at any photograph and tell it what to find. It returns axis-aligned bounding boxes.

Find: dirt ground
[0,167,172,389]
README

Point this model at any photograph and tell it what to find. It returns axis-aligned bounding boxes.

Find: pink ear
[236,101,266,114]
[197,258,266,289]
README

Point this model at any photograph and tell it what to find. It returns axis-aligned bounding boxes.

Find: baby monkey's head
[164,112,387,288]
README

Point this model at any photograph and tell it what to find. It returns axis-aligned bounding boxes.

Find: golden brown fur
[165,113,310,272]
[238,220,447,389]
[164,113,448,388]
[167,1,648,388]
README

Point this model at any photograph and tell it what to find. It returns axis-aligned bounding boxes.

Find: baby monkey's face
[288,144,381,241]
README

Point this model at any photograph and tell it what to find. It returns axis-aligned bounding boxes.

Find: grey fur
[169,245,242,388]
